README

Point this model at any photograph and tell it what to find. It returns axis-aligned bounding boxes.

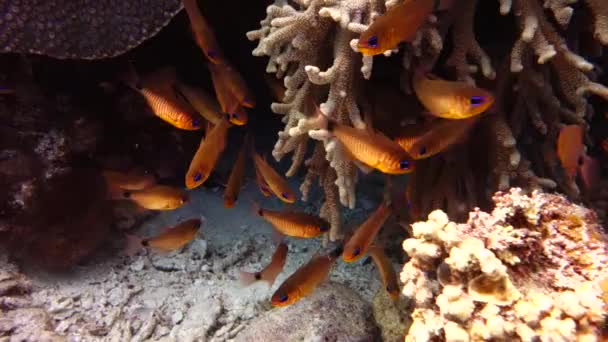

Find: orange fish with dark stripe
[368,246,400,300]
[103,168,156,191]
[557,125,584,179]
[252,152,296,203]
[343,203,392,262]
[358,0,436,56]
[208,61,255,109]
[182,0,225,64]
[326,120,414,175]
[271,248,341,307]
[185,118,231,189]
[254,204,329,238]
[125,218,202,255]
[223,135,249,208]
[175,81,224,125]
[412,70,494,120]
[112,185,189,211]
[394,118,478,159]
[239,240,288,287]
[127,68,202,130]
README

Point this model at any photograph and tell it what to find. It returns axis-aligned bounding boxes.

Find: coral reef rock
[0,261,62,341]
[401,188,608,341]
[372,288,411,342]
[235,282,380,341]
[0,0,183,59]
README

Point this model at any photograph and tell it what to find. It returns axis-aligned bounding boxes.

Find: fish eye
[353,246,361,257]
[386,285,393,292]
[368,36,378,48]
[192,118,201,127]
[181,196,189,203]
[208,50,218,58]
[281,192,290,199]
[231,113,239,119]
[470,96,484,106]
[319,225,329,232]
[194,173,202,182]
[399,160,411,170]
[278,293,289,302]
[123,191,131,198]
[418,146,427,156]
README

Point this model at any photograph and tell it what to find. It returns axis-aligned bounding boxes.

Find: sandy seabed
[2,177,388,341]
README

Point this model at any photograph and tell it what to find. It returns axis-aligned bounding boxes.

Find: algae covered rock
[235,282,380,342]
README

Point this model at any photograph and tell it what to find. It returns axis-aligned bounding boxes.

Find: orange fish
[208,63,249,126]
[579,154,600,192]
[182,0,225,64]
[557,125,584,179]
[367,246,400,300]
[102,168,156,191]
[254,204,329,238]
[254,164,272,197]
[113,185,189,211]
[208,61,255,110]
[175,81,224,125]
[271,249,341,306]
[185,118,231,189]
[326,120,414,175]
[127,68,202,130]
[343,203,392,262]
[412,71,494,120]
[125,218,201,256]
[224,136,249,208]
[358,0,435,56]
[252,152,296,203]
[239,240,288,287]
[394,118,478,159]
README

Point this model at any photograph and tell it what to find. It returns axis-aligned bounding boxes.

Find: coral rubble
[400,188,608,341]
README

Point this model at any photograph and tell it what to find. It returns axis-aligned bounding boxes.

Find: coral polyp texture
[400,188,608,341]
[248,0,608,226]
[0,0,183,59]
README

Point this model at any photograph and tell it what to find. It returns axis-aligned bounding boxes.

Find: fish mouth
[342,254,360,263]
[229,117,247,126]
[356,45,381,56]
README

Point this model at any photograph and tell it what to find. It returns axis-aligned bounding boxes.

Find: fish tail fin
[238,270,260,287]
[251,201,264,217]
[259,271,279,287]
[119,62,142,90]
[123,234,144,257]
[271,230,285,246]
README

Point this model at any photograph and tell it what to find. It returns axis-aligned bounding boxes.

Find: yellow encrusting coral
[401,188,608,341]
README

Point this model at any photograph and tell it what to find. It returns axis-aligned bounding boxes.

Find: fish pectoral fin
[354,160,374,175]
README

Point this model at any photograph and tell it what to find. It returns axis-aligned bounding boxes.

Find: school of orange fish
[33,0,603,308]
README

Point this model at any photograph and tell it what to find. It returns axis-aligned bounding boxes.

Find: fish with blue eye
[271,252,340,307]
[252,152,297,204]
[394,117,479,160]
[223,106,248,126]
[412,70,494,120]
[185,119,231,189]
[358,0,436,56]
[342,203,392,263]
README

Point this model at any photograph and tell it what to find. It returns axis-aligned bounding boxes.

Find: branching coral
[250,0,608,225]
[401,188,608,341]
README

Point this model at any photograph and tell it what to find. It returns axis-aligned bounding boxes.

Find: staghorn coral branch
[446,0,496,83]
